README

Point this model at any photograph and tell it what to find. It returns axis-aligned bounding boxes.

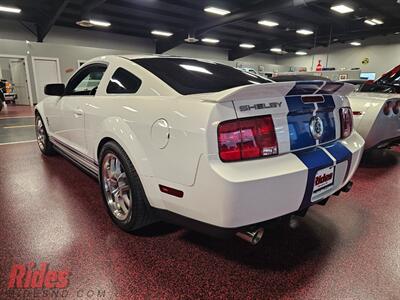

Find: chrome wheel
[36,118,46,151]
[102,153,132,221]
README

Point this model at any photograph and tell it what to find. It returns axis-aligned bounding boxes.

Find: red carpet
[0,105,34,119]
[0,143,399,299]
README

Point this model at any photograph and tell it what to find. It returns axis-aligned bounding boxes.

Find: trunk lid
[207,81,354,154]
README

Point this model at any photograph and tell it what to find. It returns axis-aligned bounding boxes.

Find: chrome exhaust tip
[236,227,264,245]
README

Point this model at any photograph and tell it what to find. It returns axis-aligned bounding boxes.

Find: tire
[0,92,4,112]
[35,114,55,155]
[99,141,153,232]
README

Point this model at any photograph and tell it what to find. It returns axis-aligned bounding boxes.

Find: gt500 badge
[239,102,282,112]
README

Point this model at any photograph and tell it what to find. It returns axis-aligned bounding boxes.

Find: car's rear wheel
[0,91,4,112]
[99,141,153,232]
[35,114,55,155]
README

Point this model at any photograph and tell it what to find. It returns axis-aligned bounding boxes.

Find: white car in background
[35,55,364,244]
[350,66,400,150]
[274,74,400,151]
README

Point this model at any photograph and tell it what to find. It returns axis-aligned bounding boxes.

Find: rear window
[133,58,270,95]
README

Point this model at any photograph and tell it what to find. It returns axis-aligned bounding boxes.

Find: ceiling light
[0,5,21,13]
[296,29,314,35]
[204,6,230,16]
[296,51,308,55]
[364,19,376,26]
[258,20,279,27]
[395,32,400,35]
[240,43,255,49]
[270,48,282,53]
[89,20,111,27]
[350,41,361,46]
[330,4,354,14]
[151,30,173,37]
[201,38,220,44]
[371,18,383,25]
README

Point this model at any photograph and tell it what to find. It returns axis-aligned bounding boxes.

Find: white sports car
[35,55,364,244]
[349,66,400,150]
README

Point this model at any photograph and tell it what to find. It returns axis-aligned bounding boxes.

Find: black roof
[4,0,400,60]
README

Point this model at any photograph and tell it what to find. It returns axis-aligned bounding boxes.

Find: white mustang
[35,55,364,244]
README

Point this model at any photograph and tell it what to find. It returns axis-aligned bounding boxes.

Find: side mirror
[45,84,65,96]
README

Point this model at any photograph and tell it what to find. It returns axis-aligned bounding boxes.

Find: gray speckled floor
[0,117,35,144]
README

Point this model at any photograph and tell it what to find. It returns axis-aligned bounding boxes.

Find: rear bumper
[4,93,17,101]
[159,131,364,228]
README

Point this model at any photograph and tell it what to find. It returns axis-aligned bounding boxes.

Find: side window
[107,68,142,94]
[65,64,107,96]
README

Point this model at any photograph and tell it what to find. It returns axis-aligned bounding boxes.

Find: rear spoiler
[205,81,355,103]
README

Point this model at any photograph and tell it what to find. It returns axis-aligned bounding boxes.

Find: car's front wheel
[99,141,153,232]
[35,114,55,155]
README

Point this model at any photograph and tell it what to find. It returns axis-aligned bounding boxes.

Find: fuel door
[151,118,170,149]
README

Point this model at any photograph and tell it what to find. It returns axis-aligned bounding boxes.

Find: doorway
[0,55,33,106]
[32,57,61,103]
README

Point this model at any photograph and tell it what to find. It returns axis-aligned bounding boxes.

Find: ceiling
[2,0,400,59]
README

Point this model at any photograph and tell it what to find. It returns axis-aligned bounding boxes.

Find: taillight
[392,100,400,115]
[218,115,278,162]
[339,107,353,139]
[383,101,392,115]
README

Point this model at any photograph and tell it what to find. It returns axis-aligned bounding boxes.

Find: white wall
[277,35,400,76]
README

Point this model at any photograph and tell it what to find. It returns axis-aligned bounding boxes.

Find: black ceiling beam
[156,0,323,54]
[36,0,71,42]
[81,0,108,17]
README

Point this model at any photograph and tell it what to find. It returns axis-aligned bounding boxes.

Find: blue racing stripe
[316,82,343,94]
[287,81,324,96]
[318,111,336,144]
[286,95,315,112]
[324,142,353,183]
[295,148,334,210]
[288,113,317,150]
[317,95,335,110]
[286,95,337,150]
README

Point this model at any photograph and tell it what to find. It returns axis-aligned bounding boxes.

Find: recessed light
[270,48,282,53]
[0,5,21,13]
[240,43,255,49]
[364,19,376,26]
[89,20,111,27]
[330,4,354,14]
[296,51,308,55]
[296,29,314,35]
[204,6,230,16]
[258,20,279,27]
[151,30,173,37]
[350,41,361,46]
[201,38,220,44]
[371,18,383,25]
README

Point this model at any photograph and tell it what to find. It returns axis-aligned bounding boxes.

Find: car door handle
[73,108,84,118]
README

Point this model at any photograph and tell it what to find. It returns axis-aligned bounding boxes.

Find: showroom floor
[0,106,399,299]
